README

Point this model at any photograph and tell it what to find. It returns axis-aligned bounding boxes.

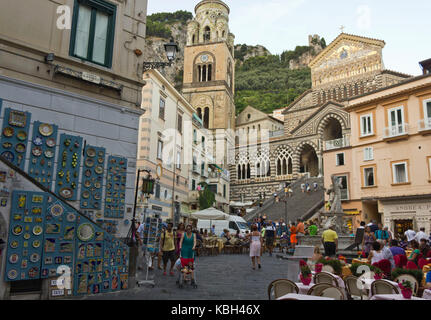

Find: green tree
[198,183,215,210]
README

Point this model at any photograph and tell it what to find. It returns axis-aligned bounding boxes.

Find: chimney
[419,58,431,75]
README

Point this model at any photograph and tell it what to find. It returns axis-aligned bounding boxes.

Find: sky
[147,0,431,76]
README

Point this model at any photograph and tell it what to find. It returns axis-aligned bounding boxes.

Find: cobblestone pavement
[79,252,289,300]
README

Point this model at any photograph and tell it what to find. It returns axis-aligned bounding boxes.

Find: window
[157,139,163,160]
[364,147,374,161]
[177,114,182,134]
[70,0,116,67]
[392,161,408,184]
[335,175,349,200]
[159,98,165,119]
[204,26,211,42]
[336,153,345,166]
[192,156,197,172]
[363,167,375,187]
[164,190,168,199]
[202,136,205,150]
[176,176,180,186]
[223,184,226,198]
[155,183,161,199]
[201,162,205,176]
[191,179,196,191]
[193,129,197,144]
[424,99,431,122]
[360,114,373,137]
[388,106,405,135]
[428,157,431,179]
[176,151,181,169]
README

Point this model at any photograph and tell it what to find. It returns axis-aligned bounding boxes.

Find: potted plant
[374,271,383,280]
[299,260,312,285]
[315,263,323,273]
[318,258,343,275]
[398,280,413,299]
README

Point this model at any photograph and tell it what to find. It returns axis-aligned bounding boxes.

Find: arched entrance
[322,118,343,141]
[299,144,319,177]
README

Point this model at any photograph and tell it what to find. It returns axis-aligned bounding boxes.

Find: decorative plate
[32,147,43,157]
[59,187,73,199]
[86,148,96,158]
[82,191,90,199]
[15,143,26,153]
[46,138,56,147]
[2,142,12,149]
[3,127,14,137]
[30,253,40,263]
[95,166,103,174]
[12,225,23,236]
[50,204,64,217]
[39,123,53,136]
[10,241,19,249]
[97,157,104,164]
[94,182,101,189]
[32,240,41,248]
[98,150,104,157]
[85,158,94,168]
[77,223,95,242]
[33,225,43,236]
[66,213,76,222]
[9,111,27,127]
[17,131,27,141]
[9,254,19,264]
[33,136,43,146]
[23,233,31,240]
[94,192,101,200]
[84,180,91,188]
[85,169,91,177]
[44,150,54,158]
[2,151,14,162]
[7,269,18,280]
[28,267,39,278]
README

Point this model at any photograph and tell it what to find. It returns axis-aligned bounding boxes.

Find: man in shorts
[160,222,176,276]
[265,221,276,256]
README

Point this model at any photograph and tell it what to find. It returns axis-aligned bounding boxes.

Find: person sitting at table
[408,240,421,264]
[222,229,232,245]
[389,239,406,257]
[379,240,395,270]
[203,229,208,238]
[368,241,385,265]
[419,238,430,257]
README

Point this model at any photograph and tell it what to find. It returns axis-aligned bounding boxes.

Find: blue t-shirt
[375,230,389,240]
[390,246,406,257]
[426,272,431,284]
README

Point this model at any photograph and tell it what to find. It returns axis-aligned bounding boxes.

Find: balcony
[269,130,284,138]
[383,124,409,141]
[418,118,431,134]
[324,135,350,151]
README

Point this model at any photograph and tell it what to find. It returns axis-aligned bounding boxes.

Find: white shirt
[371,250,385,265]
[382,246,395,269]
[137,224,145,239]
[405,229,416,242]
[416,231,428,242]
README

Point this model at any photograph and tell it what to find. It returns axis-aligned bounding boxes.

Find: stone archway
[295,142,319,178]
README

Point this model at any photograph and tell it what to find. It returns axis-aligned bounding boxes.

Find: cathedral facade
[230,33,411,204]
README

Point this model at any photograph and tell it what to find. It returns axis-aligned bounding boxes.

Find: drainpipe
[171,98,179,224]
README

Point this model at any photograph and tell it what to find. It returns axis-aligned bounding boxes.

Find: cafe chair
[319,286,345,300]
[314,271,339,287]
[307,283,333,296]
[394,274,419,295]
[344,275,367,300]
[268,279,299,300]
[371,279,400,296]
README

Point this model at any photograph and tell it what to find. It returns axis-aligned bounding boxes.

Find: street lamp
[143,38,179,72]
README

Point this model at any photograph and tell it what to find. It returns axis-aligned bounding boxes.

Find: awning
[189,207,229,220]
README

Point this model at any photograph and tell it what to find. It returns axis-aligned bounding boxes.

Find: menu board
[41,201,77,279]
[73,215,105,296]
[4,191,47,282]
[80,145,106,210]
[102,234,129,292]
[0,108,32,170]
[28,121,58,189]
[55,134,83,201]
[104,156,127,218]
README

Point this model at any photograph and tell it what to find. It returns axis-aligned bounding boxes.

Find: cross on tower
[340,25,346,33]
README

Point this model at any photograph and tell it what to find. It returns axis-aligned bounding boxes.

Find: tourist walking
[160,222,177,276]
[362,226,376,257]
[322,225,338,257]
[247,225,263,270]
[179,225,196,285]
[265,220,276,256]
[175,223,185,259]
[404,227,416,244]
[290,222,297,250]
[416,227,428,243]
[375,223,390,244]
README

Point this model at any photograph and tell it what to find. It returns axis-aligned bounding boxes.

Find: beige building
[324,73,431,237]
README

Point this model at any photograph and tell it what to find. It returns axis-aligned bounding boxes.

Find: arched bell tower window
[195,53,215,83]
[203,107,210,129]
[204,26,211,42]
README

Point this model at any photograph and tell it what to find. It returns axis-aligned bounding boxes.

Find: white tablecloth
[298,271,345,288]
[296,282,314,295]
[423,289,431,300]
[277,293,334,300]
[370,294,425,301]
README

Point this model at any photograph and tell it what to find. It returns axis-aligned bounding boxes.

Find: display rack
[137,216,162,288]
[80,145,106,210]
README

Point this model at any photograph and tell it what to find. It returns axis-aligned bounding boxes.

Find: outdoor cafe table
[298,271,346,289]
[277,293,335,300]
[360,278,399,298]
[370,294,426,300]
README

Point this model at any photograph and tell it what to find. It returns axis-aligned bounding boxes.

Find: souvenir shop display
[55,134,83,201]
[104,156,127,218]
[28,121,58,189]
[102,234,129,293]
[137,216,162,287]
[0,108,32,170]
[4,191,47,281]
[73,215,105,296]
[96,219,118,235]
[41,201,76,279]
[80,146,105,210]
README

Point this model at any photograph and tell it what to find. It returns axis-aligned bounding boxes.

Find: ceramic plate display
[94,182,101,189]
[59,187,73,199]
[17,131,27,141]
[86,148,96,158]
[12,225,23,236]
[3,127,14,137]
[44,150,54,158]
[10,241,19,249]
[2,142,12,149]
[2,151,14,162]
[82,191,90,199]
[33,136,43,146]
[98,157,104,164]
[94,193,101,200]
[85,158,94,168]
[30,253,40,263]
[77,223,95,241]
[32,147,42,157]
[66,213,76,222]
[46,138,56,147]
[85,170,91,177]
[7,270,18,280]
[9,254,19,264]
[39,123,53,136]
[9,111,27,127]
[24,233,31,240]
[32,240,41,248]
[95,166,103,174]
[84,180,91,188]
[50,204,64,217]
[33,225,43,236]
[15,143,26,153]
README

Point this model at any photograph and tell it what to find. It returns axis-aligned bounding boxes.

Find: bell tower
[182,0,236,134]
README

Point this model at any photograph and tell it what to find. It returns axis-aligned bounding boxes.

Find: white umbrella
[190,207,229,220]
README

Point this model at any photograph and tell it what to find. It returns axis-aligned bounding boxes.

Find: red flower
[299,260,307,267]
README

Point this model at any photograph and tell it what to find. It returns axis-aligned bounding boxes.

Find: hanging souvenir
[3,127,14,137]
[9,110,27,127]
[39,123,53,136]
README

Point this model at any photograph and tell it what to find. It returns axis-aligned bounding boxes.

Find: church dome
[195,0,230,14]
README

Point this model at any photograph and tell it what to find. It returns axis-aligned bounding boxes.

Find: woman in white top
[368,241,385,265]
[247,224,263,270]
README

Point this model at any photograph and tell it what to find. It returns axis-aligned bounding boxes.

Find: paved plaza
[78,253,288,300]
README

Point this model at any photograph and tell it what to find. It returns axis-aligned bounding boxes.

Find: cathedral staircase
[245,177,325,223]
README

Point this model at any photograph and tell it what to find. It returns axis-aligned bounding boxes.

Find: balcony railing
[383,123,409,139]
[418,118,431,132]
[269,130,284,138]
[325,135,350,151]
